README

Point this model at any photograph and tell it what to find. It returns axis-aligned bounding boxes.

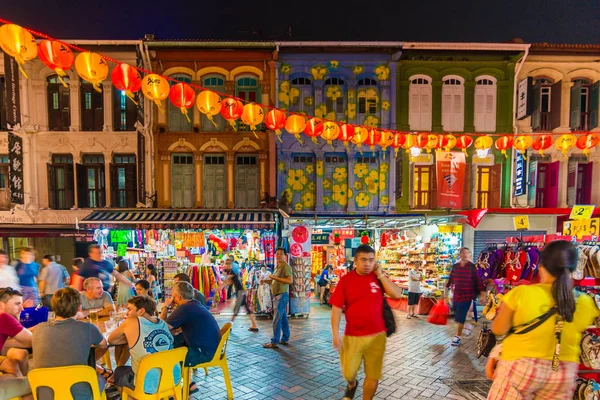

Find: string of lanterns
[1,21,599,159]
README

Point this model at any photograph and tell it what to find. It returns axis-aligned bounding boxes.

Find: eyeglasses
[0,287,23,298]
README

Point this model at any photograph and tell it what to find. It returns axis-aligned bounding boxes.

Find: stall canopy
[287,214,461,230]
[80,209,284,229]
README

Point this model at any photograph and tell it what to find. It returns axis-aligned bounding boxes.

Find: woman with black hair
[146,264,162,301]
[488,240,600,399]
[116,260,135,306]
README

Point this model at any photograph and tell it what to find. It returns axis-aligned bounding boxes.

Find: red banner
[436,151,466,209]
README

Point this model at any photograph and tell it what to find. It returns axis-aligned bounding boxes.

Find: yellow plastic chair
[28,365,106,400]
[122,347,187,400]
[183,322,233,399]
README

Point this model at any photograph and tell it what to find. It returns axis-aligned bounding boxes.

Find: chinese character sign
[435,151,466,209]
[9,133,24,204]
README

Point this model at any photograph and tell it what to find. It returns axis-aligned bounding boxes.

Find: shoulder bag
[378,281,396,337]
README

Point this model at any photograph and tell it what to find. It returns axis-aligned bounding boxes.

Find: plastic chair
[28,365,106,400]
[183,322,233,399]
[121,347,187,400]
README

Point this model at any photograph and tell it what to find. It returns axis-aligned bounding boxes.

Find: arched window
[357,78,378,125]
[290,77,313,114]
[80,79,104,131]
[235,76,259,102]
[442,75,465,132]
[168,74,193,132]
[47,75,71,131]
[324,77,346,121]
[531,77,556,131]
[408,75,432,131]
[571,78,593,131]
[474,76,497,132]
[201,74,226,132]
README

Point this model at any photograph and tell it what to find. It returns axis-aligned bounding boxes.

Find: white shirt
[408,269,422,293]
[0,264,20,290]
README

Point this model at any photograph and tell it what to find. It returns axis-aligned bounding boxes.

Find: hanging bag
[427,299,450,325]
[378,281,396,337]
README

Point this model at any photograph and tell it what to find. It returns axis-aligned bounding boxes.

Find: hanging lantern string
[0,17,596,142]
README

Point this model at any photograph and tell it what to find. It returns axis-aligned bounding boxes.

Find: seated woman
[135,280,153,298]
[32,287,110,400]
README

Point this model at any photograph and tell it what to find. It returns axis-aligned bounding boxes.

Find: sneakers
[463,323,473,337]
[343,380,359,399]
[451,336,461,346]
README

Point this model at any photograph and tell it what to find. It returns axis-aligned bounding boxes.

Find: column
[347,150,357,212]
[552,152,569,208]
[73,153,81,208]
[387,148,396,213]
[590,155,600,205]
[226,152,235,208]
[160,152,170,206]
[432,81,443,132]
[315,151,325,213]
[259,151,268,201]
[191,80,201,132]
[347,78,357,125]
[102,82,113,132]
[464,81,475,132]
[497,80,513,133]
[559,79,573,133]
[103,151,112,207]
[378,151,389,213]
[195,152,203,207]
[379,79,391,129]
[397,80,410,131]
[69,80,81,131]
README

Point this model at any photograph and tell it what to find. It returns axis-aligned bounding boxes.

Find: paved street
[194,300,490,400]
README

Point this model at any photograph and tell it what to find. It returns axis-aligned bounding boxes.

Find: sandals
[262,342,279,349]
[101,366,114,380]
[344,380,359,399]
[248,327,259,332]
[189,382,200,395]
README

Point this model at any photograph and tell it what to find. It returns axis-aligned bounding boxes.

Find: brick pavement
[192,301,490,400]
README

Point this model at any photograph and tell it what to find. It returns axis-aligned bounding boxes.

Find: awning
[287,214,460,229]
[80,209,280,229]
[457,207,600,229]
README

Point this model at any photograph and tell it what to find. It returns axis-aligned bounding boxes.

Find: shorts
[488,358,578,400]
[233,290,253,315]
[0,376,31,398]
[113,365,136,390]
[408,292,421,306]
[340,332,386,382]
[454,301,472,324]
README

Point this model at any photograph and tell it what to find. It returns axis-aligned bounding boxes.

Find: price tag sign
[569,205,595,220]
[563,218,600,238]
[513,216,530,231]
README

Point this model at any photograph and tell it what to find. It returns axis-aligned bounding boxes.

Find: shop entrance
[171,153,195,208]
[235,155,259,208]
[203,154,226,208]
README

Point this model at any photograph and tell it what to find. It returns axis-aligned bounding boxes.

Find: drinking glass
[104,320,117,334]
[89,310,99,325]
[47,312,55,323]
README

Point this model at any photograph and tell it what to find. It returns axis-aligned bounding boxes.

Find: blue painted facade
[275,49,400,215]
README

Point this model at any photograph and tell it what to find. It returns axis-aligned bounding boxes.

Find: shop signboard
[289,225,312,316]
[563,218,600,238]
[517,77,533,120]
[110,230,133,243]
[435,151,466,209]
[514,151,526,197]
[289,225,311,257]
[5,53,24,205]
[438,225,462,234]
[333,229,354,239]
[513,216,530,231]
[311,233,330,245]
[569,205,595,220]
[137,132,146,205]
[527,159,538,206]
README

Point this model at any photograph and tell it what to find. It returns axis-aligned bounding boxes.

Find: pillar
[387,148,396,213]
[464,81,475,133]
[102,82,113,132]
[73,153,81,208]
[160,153,171,205]
[552,152,569,208]
[397,80,410,131]
[497,80,513,134]
[378,151,389,213]
[558,79,573,133]
[103,151,112,206]
[379,79,391,130]
[315,151,325,213]
[259,151,268,201]
[432,81,443,132]
[226,152,235,208]
[69,80,81,132]
[347,150,357,212]
[195,152,203,207]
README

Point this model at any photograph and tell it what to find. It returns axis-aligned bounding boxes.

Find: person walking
[218,259,259,331]
[15,247,40,305]
[72,244,133,294]
[0,250,19,291]
[262,248,293,349]
[318,265,333,305]
[330,245,403,400]
[70,258,84,291]
[38,255,70,310]
[116,261,135,306]
[488,240,600,399]
[407,261,423,319]
[447,247,485,346]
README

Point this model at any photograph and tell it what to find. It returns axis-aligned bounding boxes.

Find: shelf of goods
[575,276,600,396]
[378,240,438,286]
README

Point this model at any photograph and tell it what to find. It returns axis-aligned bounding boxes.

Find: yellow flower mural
[352,65,364,75]
[354,181,363,190]
[375,64,390,80]
[354,163,369,178]
[304,97,314,107]
[305,165,314,174]
[329,60,340,69]
[333,167,348,182]
[323,179,332,189]
[302,192,315,209]
[332,184,348,206]
[278,80,291,107]
[366,170,380,195]
[307,181,316,191]
[316,160,324,177]
[346,103,356,119]
[364,115,380,127]
[315,104,337,121]
[278,161,285,171]
[281,188,293,203]
[289,87,300,104]
[280,64,291,74]
[287,170,307,191]
[325,86,342,101]
[356,192,371,208]
[347,188,354,199]
[381,100,391,111]
[380,163,389,173]
[323,196,331,206]
[348,89,356,100]
[379,170,387,192]
[311,66,327,80]
[381,195,389,205]
[294,203,304,211]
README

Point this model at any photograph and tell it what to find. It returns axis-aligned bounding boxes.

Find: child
[485,344,502,380]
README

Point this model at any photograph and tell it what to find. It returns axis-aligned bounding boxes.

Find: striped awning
[80,209,279,229]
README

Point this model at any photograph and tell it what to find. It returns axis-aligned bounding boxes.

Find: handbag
[428,299,450,325]
[379,281,396,337]
[476,323,496,358]
[19,305,49,328]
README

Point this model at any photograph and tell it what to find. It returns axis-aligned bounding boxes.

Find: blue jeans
[271,292,290,344]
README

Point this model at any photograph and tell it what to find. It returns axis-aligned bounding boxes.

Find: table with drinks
[85,306,128,369]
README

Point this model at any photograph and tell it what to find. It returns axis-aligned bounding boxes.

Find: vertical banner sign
[436,151,466,209]
[289,225,312,316]
[137,132,146,204]
[4,53,24,204]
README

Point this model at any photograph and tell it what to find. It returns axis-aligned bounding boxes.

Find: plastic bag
[427,299,450,325]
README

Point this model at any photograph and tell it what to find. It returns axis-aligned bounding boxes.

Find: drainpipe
[510,46,530,208]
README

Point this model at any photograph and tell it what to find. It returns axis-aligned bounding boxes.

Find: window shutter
[531,83,541,130]
[47,87,59,131]
[127,93,138,131]
[76,164,86,208]
[409,92,420,130]
[462,165,471,209]
[489,164,502,208]
[125,164,137,207]
[566,160,577,207]
[81,85,92,131]
[570,83,582,130]
[93,89,104,131]
[429,166,437,209]
[474,93,485,132]
[442,93,452,131]
[112,90,122,131]
[421,92,432,131]
[110,163,117,207]
[453,93,464,132]
[65,163,74,209]
[590,81,599,129]
[60,87,71,131]
[485,92,496,132]
[47,164,56,210]
[551,81,562,130]
[98,165,106,208]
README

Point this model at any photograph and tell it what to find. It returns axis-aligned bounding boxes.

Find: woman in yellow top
[488,240,599,400]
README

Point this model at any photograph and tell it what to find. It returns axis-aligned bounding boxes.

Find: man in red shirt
[330,245,403,400]
[0,287,32,377]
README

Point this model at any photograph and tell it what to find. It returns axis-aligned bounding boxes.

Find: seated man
[173,273,206,306]
[108,296,175,394]
[160,281,220,395]
[79,277,115,317]
[32,287,109,400]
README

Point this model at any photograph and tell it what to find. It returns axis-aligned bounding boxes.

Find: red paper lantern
[333,233,342,246]
[576,133,600,158]
[455,135,473,155]
[364,129,382,152]
[532,135,553,157]
[265,109,287,142]
[169,82,195,122]
[38,40,74,87]
[220,98,244,129]
[304,117,324,144]
[111,63,142,104]
[391,133,406,158]
[495,135,514,158]
[360,231,370,245]
[339,124,355,150]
